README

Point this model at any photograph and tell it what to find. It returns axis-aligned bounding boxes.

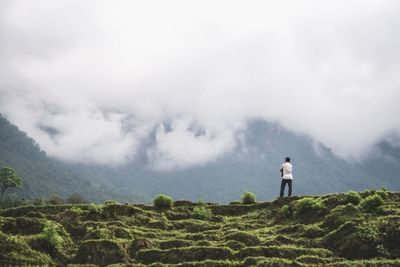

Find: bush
[294,197,325,217]
[193,206,213,220]
[88,203,102,215]
[42,222,65,250]
[0,231,52,265]
[276,204,293,220]
[322,221,381,259]
[69,206,84,215]
[323,203,361,229]
[344,191,362,205]
[359,193,384,213]
[241,191,256,204]
[153,194,173,209]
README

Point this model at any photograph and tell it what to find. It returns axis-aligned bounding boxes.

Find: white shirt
[281,162,293,180]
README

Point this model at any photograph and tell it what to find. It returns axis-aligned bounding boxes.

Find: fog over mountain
[1,1,400,170]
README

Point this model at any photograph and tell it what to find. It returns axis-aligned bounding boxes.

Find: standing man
[280,157,293,197]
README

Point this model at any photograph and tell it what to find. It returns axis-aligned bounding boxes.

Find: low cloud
[1,0,400,168]
[148,117,240,170]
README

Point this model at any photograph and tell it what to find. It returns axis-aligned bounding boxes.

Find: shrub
[323,203,361,229]
[88,203,103,215]
[344,191,362,205]
[241,191,256,204]
[29,221,69,257]
[153,194,173,209]
[42,221,65,250]
[0,231,52,265]
[294,197,325,217]
[276,204,293,220]
[359,193,384,213]
[322,221,381,259]
[69,206,84,215]
[193,206,213,220]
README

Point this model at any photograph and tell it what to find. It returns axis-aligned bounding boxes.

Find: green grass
[0,190,399,266]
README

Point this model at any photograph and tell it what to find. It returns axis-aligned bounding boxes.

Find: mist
[1,0,400,169]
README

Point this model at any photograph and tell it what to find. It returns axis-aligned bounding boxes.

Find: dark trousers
[280,179,292,197]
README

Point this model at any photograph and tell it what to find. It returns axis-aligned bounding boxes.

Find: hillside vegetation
[1,190,399,266]
[0,115,145,203]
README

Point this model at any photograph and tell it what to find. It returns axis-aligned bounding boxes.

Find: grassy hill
[1,190,399,266]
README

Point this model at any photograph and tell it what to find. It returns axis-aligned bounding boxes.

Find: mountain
[1,191,399,266]
[2,115,399,203]
[66,120,400,203]
[0,115,144,202]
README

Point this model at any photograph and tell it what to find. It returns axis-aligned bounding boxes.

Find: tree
[0,166,22,197]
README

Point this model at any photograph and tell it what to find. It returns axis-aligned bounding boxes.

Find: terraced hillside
[1,190,399,266]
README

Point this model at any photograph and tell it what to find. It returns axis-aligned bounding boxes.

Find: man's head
[285,157,291,163]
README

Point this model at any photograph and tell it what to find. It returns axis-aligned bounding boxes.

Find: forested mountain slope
[0,115,136,202]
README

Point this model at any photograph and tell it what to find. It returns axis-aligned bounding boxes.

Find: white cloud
[148,117,239,170]
[1,0,400,167]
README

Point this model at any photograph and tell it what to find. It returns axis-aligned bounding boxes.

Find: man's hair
[285,157,291,162]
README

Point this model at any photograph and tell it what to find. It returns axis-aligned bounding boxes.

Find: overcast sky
[1,0,400,169]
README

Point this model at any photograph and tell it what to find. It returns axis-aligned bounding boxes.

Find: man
[280,157,293,197]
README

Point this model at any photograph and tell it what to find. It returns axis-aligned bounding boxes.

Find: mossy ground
[0,190,399,266]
